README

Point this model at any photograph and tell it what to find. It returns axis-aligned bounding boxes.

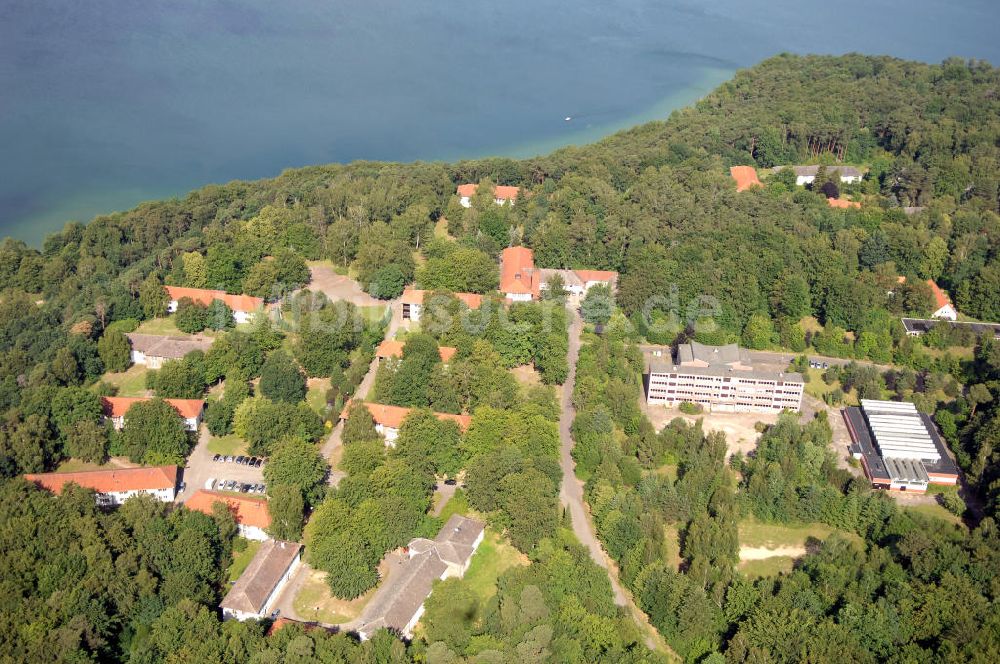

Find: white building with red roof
[102,396,205,431]
[499,246,540,302]
[896,276,958,321]
[400,288,483,322]
[339,401,471,446]
[456,183,520,208]
[186,490,271,540]
[499,246,617,301]
[24,466,179,506]
[164,286,264,324]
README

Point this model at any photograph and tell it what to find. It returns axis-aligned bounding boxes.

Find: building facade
[456,183,520,208]
[24,466,179,506]
[645,342,804,413]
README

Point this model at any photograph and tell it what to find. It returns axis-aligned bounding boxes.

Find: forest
[0,53,998,661]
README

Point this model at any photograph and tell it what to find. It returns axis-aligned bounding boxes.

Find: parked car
[205,478,216,490]
[212,454,221,462]
[252,458,263,467]
[223,480,236,491]
[225,455,234,463]
[444,479,457,486]
[235,456,245,465]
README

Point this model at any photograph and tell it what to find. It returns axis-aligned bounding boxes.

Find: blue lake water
[2,0,998,245]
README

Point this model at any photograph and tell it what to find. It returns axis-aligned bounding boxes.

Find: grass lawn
[56,458,117,473]
[134,316,185,336]
[207,434,247,456]
[738,516,861,549]
[293,569,372,624]
[435,488,469,522]
[654,464,678,483]
[462,529,528,603]
[228,539,261,582]
[358,304,390,326]
[740,556,796,578]
[803,367,858,406]
[100,365,149,397]
[905,502,966,528]
[662,524,682,571]
[306,378,331,416]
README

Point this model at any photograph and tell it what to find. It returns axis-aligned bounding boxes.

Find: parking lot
[177,427,265,503]
[203,453,267,495]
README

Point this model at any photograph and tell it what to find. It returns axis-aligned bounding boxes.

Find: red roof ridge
[102,396,205,420]
[339,401,471,431]
[24,465,178,494]
[164,286,264,311]
[186,489,271,528]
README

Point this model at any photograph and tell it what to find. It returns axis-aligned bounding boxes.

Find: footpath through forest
[558,309,675,657]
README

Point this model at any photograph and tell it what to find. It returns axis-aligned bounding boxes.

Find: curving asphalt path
[558,309,672,655]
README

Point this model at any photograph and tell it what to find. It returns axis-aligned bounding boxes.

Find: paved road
[558,311,626,604]
[559,310,673,655]
[177,425,264,503]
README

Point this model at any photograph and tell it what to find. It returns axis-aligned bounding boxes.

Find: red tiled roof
[186,490,271,529]
[164,286,264,313]
[376,340,457,363]
[730,166,762,192]
[455,184,520,201]
[926,280,952,309]
[339,402,471,431]
[499,246,540,297]
[493,185,520,201]
[102,396,205,420]
[401,288,483,309]
[827,197,861,209]
[574,269,618,284]
[24,465,178,495]
[896,276,953,311]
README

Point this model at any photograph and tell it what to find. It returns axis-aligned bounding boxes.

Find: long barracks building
[644,342,804,413]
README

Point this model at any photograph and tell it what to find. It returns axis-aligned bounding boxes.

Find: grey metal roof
[885,457,929,483]
[126,333,214,359]
[901,318,1000,339]
[220,540,301,615]
[356,516,484,637]
[647,342,803,384]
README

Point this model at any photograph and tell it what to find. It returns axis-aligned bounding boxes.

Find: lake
[2,0,998,245]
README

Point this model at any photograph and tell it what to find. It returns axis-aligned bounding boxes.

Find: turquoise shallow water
[2,0,998,245]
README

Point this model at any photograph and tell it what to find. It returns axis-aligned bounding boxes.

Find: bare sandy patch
[739,545,806,561]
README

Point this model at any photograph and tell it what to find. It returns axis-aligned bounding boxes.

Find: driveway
[177,426,264,503]
[319,299,405,484]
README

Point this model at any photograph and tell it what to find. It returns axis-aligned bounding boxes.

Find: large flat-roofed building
[356,515,485,641]
[645,342,804,413]
[843,399,959,492]
[220,540,302,621]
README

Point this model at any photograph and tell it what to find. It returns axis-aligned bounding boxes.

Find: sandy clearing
[739,545,806,561]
